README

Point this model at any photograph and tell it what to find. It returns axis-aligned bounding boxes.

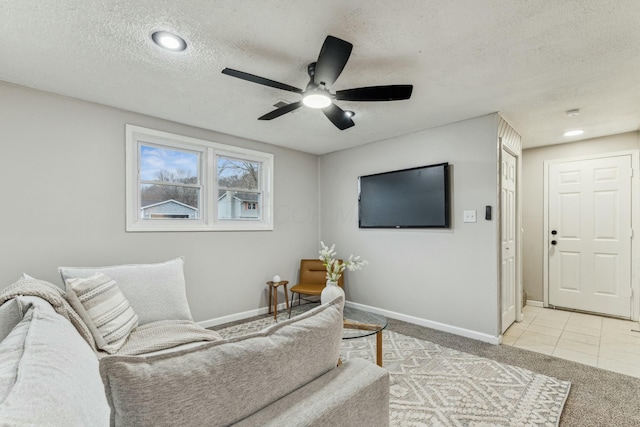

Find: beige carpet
[217,312,570,427]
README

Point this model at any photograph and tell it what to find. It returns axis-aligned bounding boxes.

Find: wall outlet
[463,210,477,223]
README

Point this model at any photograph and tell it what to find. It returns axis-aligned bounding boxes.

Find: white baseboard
[198,300,500,345]
[526,300,544,308]
[345,301,500,345]
[197,301,289,329]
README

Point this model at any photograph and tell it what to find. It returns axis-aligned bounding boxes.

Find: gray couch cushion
[59,257,192,326]
[0,276,41,340]
[0,305,31,405]
[235,357,390,427]
[0,299,23,343]
[100,296,344,427]
[0,298,110,426]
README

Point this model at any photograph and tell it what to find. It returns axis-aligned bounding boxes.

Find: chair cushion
[65,273,139,354]
[59,258,192,326]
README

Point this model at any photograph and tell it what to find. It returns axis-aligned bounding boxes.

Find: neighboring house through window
[126,125,273,231]
[142,200,199,219]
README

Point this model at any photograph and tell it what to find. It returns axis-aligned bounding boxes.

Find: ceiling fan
[221,35,413,130]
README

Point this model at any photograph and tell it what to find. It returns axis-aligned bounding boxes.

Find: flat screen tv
[358,163,450,229]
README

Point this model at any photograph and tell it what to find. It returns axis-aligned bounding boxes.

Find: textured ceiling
[1,0,639,155]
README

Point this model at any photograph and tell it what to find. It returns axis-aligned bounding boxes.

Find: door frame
[543,150,640,320]
[500,143,523,332]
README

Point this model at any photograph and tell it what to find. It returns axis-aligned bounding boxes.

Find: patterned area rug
[216,312,571,427]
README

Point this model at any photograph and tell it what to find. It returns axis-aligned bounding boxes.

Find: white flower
[319,242,367,281]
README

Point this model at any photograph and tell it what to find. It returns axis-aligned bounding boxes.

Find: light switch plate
[463,210,477,223]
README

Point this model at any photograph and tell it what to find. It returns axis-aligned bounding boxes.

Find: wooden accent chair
[289,259,344,307]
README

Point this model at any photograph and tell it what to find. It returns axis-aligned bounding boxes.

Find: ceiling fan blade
[313,36,353,88]
[258,101,303,120]
[222,68,303,94]
[322,103,355,130]
[335,85,413,101]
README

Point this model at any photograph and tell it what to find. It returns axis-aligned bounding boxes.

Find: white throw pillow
[59,258,192,326]
[65,273,138,354]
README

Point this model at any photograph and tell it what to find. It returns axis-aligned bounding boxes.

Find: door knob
[551,240,557,245]
[551,230,557,235]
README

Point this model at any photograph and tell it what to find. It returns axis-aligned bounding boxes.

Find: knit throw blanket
[0,278,98,350]
[0,278,221,357]
[114,320,222,357]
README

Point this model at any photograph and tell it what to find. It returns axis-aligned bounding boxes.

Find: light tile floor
[503,305,640,378]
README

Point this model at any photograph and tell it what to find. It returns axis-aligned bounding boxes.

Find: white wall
[0,83,320,323]
[522,131,640,302]
[319,114,501,338]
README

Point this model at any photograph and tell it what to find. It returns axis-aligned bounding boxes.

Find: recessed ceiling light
[151,31,187,52]
[563,129,584,137]
[565,109,580,117]
[302,92,332,109]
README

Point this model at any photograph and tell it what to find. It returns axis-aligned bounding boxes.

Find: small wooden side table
[266,280,289,320]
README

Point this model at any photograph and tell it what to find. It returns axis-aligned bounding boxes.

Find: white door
[501,150,517,333]
[548,155,632,318]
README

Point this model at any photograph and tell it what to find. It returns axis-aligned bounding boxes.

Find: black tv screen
[358,163,450,228]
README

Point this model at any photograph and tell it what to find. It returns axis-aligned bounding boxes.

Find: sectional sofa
[0,258,389,426]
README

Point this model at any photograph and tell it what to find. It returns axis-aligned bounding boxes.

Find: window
[126,125,273,231]
[140,146,201,220]
[217,156,261,220]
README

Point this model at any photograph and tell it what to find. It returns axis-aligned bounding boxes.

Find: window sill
[126,220,274,232]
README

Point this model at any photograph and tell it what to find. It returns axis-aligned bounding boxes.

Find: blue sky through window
[140,145,198,181]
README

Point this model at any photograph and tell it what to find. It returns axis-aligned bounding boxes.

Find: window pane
[217,156,259,190]
[141,145,199,184]
[217,190,261,220]
[141,184,200,219]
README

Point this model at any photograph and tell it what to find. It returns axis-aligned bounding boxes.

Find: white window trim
[126,125,273,232]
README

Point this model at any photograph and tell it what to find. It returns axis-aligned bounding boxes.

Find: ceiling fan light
[302,93,332,109]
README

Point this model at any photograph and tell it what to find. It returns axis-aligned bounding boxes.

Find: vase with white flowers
[318,241,368,308]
